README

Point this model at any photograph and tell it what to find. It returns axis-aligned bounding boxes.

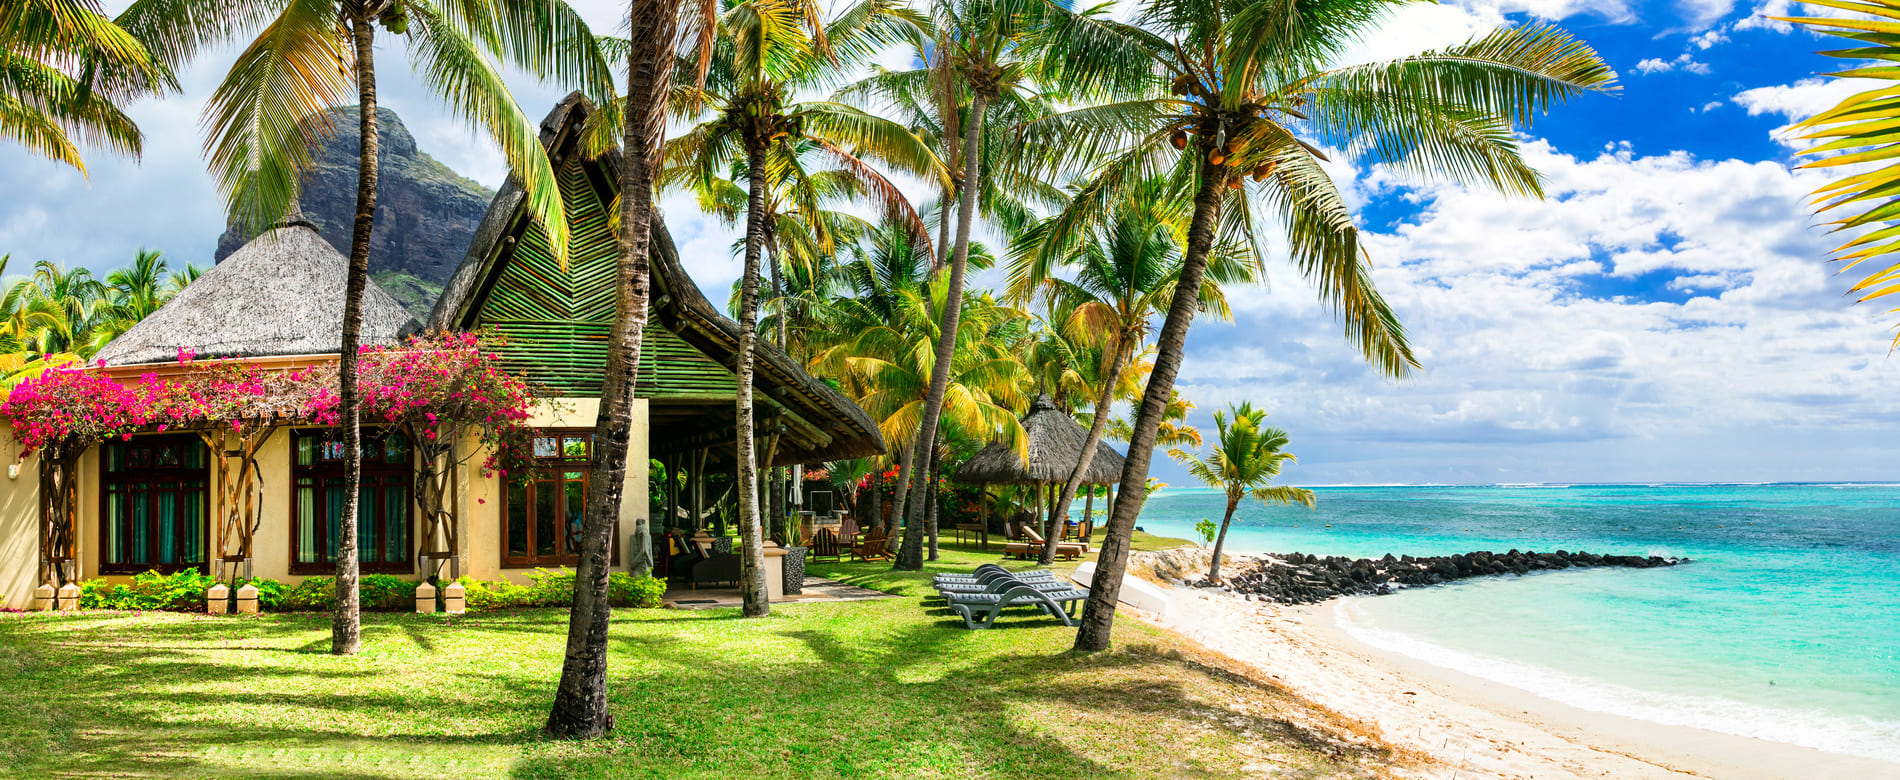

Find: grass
[0,538,1417,779]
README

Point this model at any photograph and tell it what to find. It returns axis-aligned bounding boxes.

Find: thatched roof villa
[0,95,884,609]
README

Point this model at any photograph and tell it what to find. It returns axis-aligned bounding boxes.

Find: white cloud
[1635,53,1712,75]
[1678,0,1737,30]
[1690,28,1729,48]
[1164,138,1900,484]
[1733,76,1876,122]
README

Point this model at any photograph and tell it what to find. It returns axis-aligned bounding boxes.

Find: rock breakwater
[1177,549,1688,605]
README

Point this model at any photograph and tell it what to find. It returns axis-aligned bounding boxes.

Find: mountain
[215,107,493,317]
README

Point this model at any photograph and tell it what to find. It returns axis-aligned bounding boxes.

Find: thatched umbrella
[94,219,419,366]
[954,394,1126,544]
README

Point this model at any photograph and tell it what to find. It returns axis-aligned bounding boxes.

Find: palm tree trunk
[1083,488,1094,538]
[1074,158,1227,653]
[545,0,670,735]
[733,138,770,616]
[1044,343,1129,565]
[896,92,987,571]
[884,438,912,553]
[1208,497,1238,581]
[768,240,786,544]
[935,185,953,269]
[332,15,378,658]
[925,434,940,561]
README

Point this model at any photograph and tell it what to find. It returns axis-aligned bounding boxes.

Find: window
[100,436,210,574]
[503,432,611,567]
[291,430,413,574]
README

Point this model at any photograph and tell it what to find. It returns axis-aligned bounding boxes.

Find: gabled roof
[429,93,886,465]
[96,222,419,366]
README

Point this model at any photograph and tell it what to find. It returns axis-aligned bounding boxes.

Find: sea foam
[1335,600,1900,764]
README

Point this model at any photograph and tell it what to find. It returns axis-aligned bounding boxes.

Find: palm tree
[808,222,1029,537]
[92,249,172,350]
[665,0,940,609]
[1170,402,1313,581]
[1009,175,1255,563]
[880,0,1142,570]
[26,261,106,356]
[1108,390,1200,450]
[123,0,612,656]
[0,0,167,174]
[1780,4,1900,347]
[547,0,681,739]
[1033,0,1617,652]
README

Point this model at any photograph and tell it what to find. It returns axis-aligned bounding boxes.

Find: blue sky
[2,0,1894,485]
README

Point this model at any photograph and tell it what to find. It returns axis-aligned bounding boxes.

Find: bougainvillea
[0,331,538,473]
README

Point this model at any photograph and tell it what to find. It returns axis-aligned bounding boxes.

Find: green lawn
[0,539,1414,779]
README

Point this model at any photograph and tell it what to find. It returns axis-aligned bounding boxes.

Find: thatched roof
[95,222,420,366]
[427,93,886,466]
[954,394,1127,485]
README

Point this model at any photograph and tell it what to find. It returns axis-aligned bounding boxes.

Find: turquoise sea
[1126,484,1900,763]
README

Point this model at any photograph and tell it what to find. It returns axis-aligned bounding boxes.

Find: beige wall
[0,399,652,608]
[0,424,38,609]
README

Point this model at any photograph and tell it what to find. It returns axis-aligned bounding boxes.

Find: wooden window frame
[500,429,616,569]
[289,428,416,576]
[98,434,211,575]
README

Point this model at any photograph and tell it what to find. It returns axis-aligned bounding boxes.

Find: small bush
[278,577,336,611]
[609,572,666,608]
[455,569,666,611]
[229,577,290,611]
[359,574,418,611]
[456,577,534,610]
[525,568,576,605]
[79,570,216,612]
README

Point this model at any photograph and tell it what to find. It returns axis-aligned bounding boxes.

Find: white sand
[1135,584,1900,779]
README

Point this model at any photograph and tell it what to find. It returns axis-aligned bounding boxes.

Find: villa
[0,95,886,609]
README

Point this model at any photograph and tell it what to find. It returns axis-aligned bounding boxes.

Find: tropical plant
[1108,389,1201,449]
[1780,1,1900,346]
[1034,0,1616,652]
[1170,402,1313,581]
[877,0,1144,570]
[665,0,940,600]
[1010,175,1256,563]
[120,0,613,656]
[0,0,168,174]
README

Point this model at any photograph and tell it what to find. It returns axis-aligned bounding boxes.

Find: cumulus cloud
[1635,53,1713,75]
[1165,138,1900,484]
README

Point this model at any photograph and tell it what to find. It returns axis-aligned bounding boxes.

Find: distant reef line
[1135,547,1689,606]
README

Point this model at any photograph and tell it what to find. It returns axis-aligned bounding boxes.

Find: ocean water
[1125,484,1900,763]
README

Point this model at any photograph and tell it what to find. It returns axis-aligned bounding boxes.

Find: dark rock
[1206,548,1686,606]
[215,106,493,317]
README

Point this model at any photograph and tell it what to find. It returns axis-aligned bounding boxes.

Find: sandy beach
[1128,559,1900,779]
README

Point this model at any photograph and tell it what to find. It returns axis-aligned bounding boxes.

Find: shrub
[230,577,290,611]
[455,569,666,611]
[359,574,418,611]
[78,570,216,611]
[525,568,576,605]
[278,577,336,612]
[609,572,666,608]
[456,577,535,610]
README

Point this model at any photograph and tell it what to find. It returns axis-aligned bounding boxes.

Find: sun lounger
[944,581,1091,629]
[933,566,1056,585]
[935,577,1072,596]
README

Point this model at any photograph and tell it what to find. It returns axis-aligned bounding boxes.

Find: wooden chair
[851,527,892,562]
[811,528,845,563]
